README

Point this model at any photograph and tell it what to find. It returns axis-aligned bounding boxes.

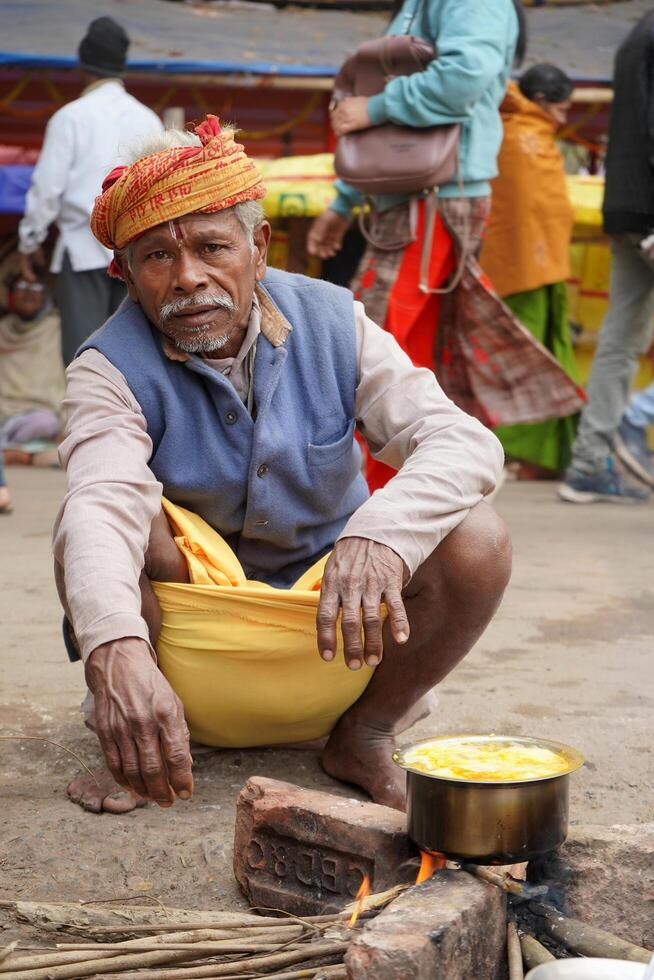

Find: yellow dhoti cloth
[151,500,374,748]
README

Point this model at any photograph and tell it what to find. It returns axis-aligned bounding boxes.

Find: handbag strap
[418,161,470,296]
[358,199,418,251]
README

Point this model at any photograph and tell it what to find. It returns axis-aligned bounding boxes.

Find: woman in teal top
[309,0,525,263]
[306,1,585,491]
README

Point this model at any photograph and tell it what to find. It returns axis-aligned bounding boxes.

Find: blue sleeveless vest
[79,268,369,587]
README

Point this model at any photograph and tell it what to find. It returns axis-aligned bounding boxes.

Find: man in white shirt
[18,17,163,364]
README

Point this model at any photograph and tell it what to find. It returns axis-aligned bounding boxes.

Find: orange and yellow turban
[91,115,266,263]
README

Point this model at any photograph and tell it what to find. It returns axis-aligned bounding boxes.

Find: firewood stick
[88,914,345,935]
[93,941,349,980]
[530,902,652,964]
[0,926,294,980]
[0,928,302,974]
[7,900,271,932]
[507,920,524,980]
[463,864,524,895]
[196,967,347,980]
[88,919,292,934]
[54,941,283,954]
[520,934,555,969]
[263,967,347,980]
[56,927,305,950]
[0,947,207,980]
[0,942,17,965]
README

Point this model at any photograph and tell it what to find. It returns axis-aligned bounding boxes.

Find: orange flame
[348,873,371,928]
[416,850,446,884]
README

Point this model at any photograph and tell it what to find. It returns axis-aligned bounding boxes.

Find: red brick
[345,870,507,980]
[233,777,417,915]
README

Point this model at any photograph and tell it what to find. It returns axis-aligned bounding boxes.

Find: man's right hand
[85,638,194,807]
[19,248,45,283]
[307,210,351,260]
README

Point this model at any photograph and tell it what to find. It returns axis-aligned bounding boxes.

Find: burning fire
[348,874,371,928]
[346,853,446,928]
[416,850,447,883]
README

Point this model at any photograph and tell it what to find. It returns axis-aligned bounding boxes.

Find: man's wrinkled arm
[339,305,504,578]
[53,350,163,660]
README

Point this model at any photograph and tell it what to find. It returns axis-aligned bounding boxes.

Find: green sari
[494,282,579,473]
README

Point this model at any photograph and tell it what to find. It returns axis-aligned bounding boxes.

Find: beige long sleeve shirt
[53,290,504,662]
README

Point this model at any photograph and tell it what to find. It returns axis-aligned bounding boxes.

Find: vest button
[257,463,268,477]
[225,411,237,425]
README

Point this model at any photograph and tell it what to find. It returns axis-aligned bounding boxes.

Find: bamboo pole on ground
[530,902,652,964]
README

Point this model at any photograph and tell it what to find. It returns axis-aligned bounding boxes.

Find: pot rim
[393,732,585,785]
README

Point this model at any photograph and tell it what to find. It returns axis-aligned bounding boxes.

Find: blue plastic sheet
[0,165,33,215]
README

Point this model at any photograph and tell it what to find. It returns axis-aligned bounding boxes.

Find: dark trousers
[55,252,126,366]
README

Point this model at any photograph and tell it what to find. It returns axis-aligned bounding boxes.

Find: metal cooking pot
[393,734,584,865]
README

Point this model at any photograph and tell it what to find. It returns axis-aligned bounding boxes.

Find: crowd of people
[2,3,654,811]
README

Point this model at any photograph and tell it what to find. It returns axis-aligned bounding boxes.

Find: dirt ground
[1,466,653,931]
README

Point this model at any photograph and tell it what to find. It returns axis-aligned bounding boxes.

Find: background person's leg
[570,238,654,474]
[322,501,512,809]
[55,254,124,366]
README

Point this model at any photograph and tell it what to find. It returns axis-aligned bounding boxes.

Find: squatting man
[55,116,511,815]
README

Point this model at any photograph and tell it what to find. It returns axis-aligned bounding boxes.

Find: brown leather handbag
[332,34,460,196]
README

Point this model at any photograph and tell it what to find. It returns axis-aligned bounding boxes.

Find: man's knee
[415,502,512,603]
[449,502,511,597]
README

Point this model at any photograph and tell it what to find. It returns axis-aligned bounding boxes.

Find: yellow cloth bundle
[152,500,373,748]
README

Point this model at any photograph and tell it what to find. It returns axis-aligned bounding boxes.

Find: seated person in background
[480,64,579,478]
[55,117,511,816]
[0,275,64,496]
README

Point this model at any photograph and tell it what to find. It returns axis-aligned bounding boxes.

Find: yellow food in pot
[403,738,569,781]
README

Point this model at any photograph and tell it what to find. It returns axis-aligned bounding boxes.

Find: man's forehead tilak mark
[169,218,184,250]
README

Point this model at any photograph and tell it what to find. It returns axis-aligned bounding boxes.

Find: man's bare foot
[321,717,406,811]
[67,769,147,814]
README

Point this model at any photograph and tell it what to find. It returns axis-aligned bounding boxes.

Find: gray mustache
[159,293,235,325]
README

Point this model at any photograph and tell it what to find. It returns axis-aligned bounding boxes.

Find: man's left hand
[331,97,372,137]
[317,537,410,670]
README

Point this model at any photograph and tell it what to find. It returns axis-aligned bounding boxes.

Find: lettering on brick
[244,830,373,899]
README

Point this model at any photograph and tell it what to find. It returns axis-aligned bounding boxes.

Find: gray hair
[119,127,265,261]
